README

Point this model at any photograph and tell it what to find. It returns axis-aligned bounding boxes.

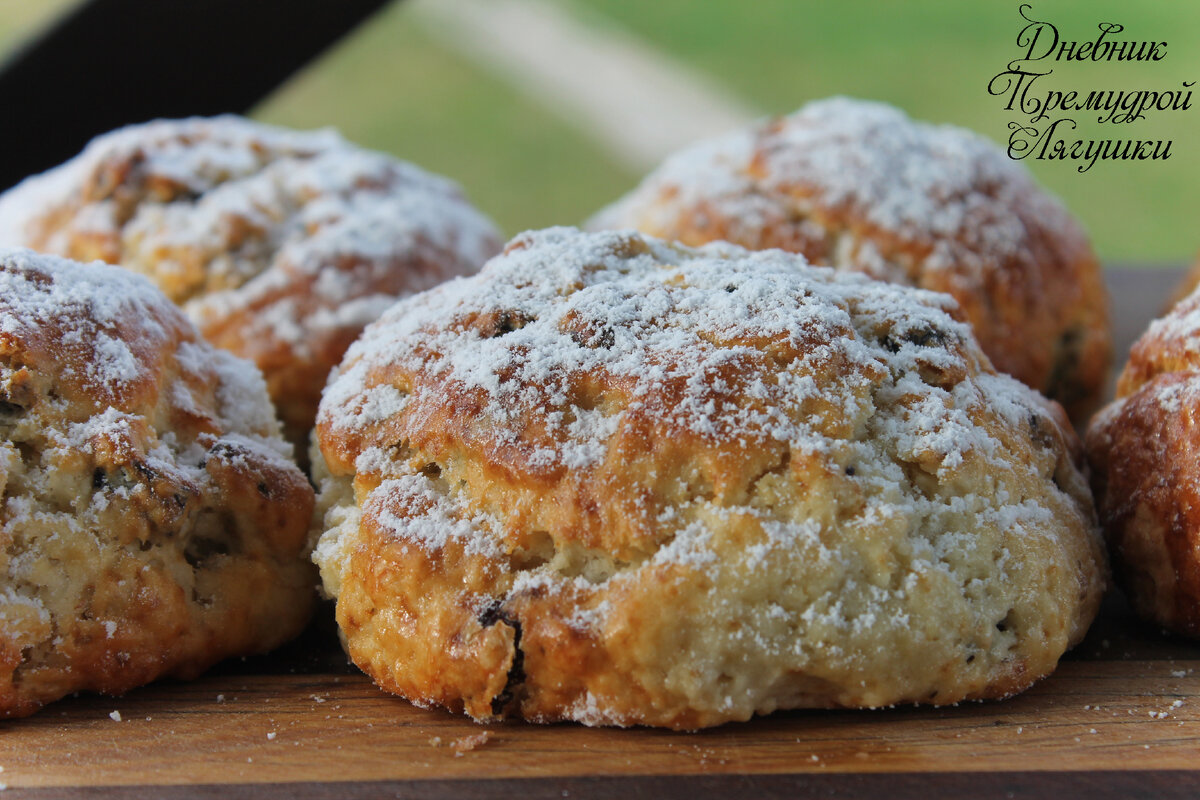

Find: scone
[0,116,503,449]
[1087,289,1200,636]
[588,97,1110,421]
[311,227,1106,730]
[0,248,315,718]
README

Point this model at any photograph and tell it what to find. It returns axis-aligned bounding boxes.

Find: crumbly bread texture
[0,249,316,718]
[588,97,1110,421]
[0,116,503,448]
[312,227,1106,730]
[1087,288,1200,636]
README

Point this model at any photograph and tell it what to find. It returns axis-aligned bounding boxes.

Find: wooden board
[2,266,1198,800]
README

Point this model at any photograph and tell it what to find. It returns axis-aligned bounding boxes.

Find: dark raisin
[880,327,947,354]
[903,328,945,347]
[494,311,523,335]
[879,335,901,354]
[570,326,615,349]
[477,601,504,628]
[479,310,534,338]
[132,460,159,483]
[491,618,524,716]
[476,602,526,714]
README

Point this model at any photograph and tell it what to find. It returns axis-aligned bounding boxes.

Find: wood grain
[0,267,1196,799]
[6,772,1200,800]
[3,655,1200,790]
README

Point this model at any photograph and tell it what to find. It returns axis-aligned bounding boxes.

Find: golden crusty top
[311,228,1105,726]
[0,116,503,441]
[0,116,501,306]
[588,97,1110,420]
[0,248,316,717]
[0,247,293,481]
[1113,288,1200,400]
[316,226,1098,575]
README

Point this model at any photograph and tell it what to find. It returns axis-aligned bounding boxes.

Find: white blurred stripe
[408,0,758,171]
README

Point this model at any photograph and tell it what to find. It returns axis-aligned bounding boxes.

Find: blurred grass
[1,0,1195,261]
[0,0,74,53]
[255,4,636,238]
[575,0,1200,262]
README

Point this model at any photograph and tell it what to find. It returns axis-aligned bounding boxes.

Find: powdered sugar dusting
[0,249,170,392]
[0,247,284,446]
[365,474,504,559]
[0,116,500,306]
[0,116,503,439]
[310,227,1103,725]
[327,228,989,460]
[319,228,1078,574]
[1144,293,1200,357]
[762,99,1027,252]
[590,97,1066,282]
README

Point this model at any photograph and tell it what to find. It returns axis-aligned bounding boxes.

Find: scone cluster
[311,228,1106,729]
[0,102,1115,727]
[0,116,503,447]
[0,249,315,718]
[590,98,1110,420]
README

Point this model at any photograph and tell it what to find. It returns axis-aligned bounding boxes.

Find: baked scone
[1087,288,1200,636]
[0,116,503,449]
[312,227,1106,729]
[0,248,316,718]
[588,97,1110,421]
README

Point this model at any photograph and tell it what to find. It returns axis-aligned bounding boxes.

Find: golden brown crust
[0,116,502,449]
[0,249,316,717]
[588,98,1110,421]
[1087,289,1200,636]
[1086,373,1200,636]
[312,228,1106,729]
[1117,290,1200,399]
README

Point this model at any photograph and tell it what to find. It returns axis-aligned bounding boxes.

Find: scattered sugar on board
[451,731,492,755]
[426,732,492,753]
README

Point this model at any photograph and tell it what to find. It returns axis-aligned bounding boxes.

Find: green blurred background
[1,0,1195,262]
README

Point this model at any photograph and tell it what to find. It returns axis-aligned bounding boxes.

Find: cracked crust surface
[1087,290,1200,636]
[0,116,503,448]
[313,227,1106,729]
[588,97,1110,421]
[0,249,316,718]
